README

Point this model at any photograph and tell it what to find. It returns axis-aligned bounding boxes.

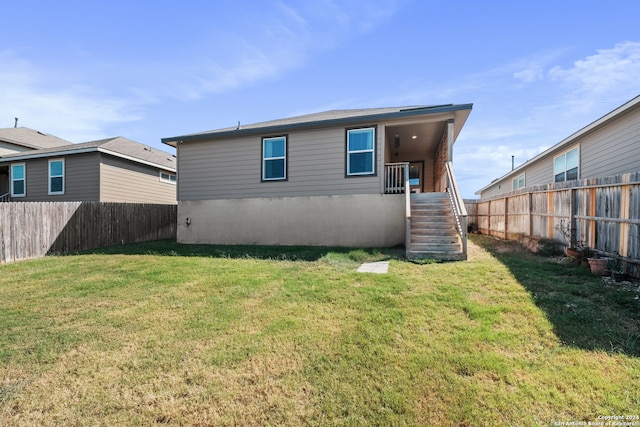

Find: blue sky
[2,0,639,198]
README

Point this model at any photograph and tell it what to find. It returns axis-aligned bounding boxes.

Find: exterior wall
[100,154,176,204]
[581,110,640,178]
[177,194,405,247]
[177,126,381,201]
[479,106,640,198]
[14,153,100,201]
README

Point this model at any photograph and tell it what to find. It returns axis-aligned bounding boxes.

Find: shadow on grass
[84,239,406,263]
[471,234,640,358]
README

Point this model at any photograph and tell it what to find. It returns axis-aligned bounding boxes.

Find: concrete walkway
[357,261,389,274]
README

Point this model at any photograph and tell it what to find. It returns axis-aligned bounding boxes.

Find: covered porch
[379,112,468,260]
[381,113,458,195]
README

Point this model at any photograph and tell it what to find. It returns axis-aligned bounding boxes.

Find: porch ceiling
[385,121,446,159]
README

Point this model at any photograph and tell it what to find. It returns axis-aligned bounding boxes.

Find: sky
[2,0,640,198]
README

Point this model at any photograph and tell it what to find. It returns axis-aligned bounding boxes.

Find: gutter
[0,146,176,172]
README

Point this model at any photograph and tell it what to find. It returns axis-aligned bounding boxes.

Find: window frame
[10,163,26,198]
[553,146,579,183]
[48,158,65,195]
[512,174,525,190]
[346,126,376,177]
[261,135,288,182]
[159,170,177,184]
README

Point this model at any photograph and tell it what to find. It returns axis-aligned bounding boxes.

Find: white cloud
[549,41,640,107]
[0,52,142,142]
[513,67,543,83]
[159,1,400,100]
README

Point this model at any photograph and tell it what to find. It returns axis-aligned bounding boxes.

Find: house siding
[19,153,99,201]
[100,154,176,204]
[177,126,381,201]
[581,110,640,178]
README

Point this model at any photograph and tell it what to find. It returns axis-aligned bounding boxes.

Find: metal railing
[0,192,10,203]
[384,162,409,194]
[445,161,467,257]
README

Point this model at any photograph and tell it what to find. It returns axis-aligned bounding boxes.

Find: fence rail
[0,202,177,264]
[465,172,640,277]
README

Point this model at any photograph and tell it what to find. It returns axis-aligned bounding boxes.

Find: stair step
[407,192,465,261]
[407,250,466,261]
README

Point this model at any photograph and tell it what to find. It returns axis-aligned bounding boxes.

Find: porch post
[447,119,454,162]
[378,123,385,194]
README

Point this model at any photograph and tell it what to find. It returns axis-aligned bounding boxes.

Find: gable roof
[475,94,640,195]
[0,136,176,171]
[0,127,73,149]
[161,104,473,147]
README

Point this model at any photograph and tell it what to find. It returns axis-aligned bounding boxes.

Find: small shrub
[536,238,563,257]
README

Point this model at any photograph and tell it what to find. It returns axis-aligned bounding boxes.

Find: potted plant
[586,250,609,276]
[608,252,629,282]
[556,220,585,260]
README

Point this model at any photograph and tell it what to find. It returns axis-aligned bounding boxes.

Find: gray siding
[100,154,176,204]
[19,153,99,201]
[178,127,381,200]
[581,110,640,178]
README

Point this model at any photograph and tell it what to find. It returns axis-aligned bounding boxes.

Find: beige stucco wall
[178,194,405,247]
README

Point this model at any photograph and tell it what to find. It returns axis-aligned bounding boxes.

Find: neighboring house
[162,104,473,259]
[0,127,73,155]
[0,136,177,204]
[0,127,74,195]
[476,95,640,198]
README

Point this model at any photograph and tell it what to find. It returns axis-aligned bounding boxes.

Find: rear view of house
[162,104,472,259]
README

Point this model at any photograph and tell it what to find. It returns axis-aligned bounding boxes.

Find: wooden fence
[0,202,177,264]
[465,172,640,277]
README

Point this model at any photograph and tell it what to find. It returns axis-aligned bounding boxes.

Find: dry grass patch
[1,238,639,425]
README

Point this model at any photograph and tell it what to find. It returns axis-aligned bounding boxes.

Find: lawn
[1,235,638,426]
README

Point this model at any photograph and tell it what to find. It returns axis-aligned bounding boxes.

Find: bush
[536,238,564,257]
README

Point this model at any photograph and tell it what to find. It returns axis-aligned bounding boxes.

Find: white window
[554,147,579,183]
[262,136,287,181]
[11,163,26,197]
[160,171,177,184]
[512,174,525,190]
[346,127,375,176]
[48,159,65,195]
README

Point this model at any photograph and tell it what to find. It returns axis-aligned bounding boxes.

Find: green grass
[0,235,638,426]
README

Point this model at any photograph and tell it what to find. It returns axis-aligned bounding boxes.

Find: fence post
[528,192,533,237]
[504,196,509,240]
[620,184,630,257]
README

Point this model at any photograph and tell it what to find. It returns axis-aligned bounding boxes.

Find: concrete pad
[357,261,389,274]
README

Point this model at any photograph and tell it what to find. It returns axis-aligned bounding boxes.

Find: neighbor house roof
[0,127,73,149]
[475,94,640,195]
[162,104,473,147]
[0,136,176,171]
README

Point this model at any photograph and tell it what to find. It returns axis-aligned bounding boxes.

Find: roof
[0,136,176,171]
[475,94,640,195]
[0,127,73,149]
[162,104,473,147]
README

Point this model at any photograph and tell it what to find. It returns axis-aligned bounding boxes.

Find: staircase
[407,192,465,261]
